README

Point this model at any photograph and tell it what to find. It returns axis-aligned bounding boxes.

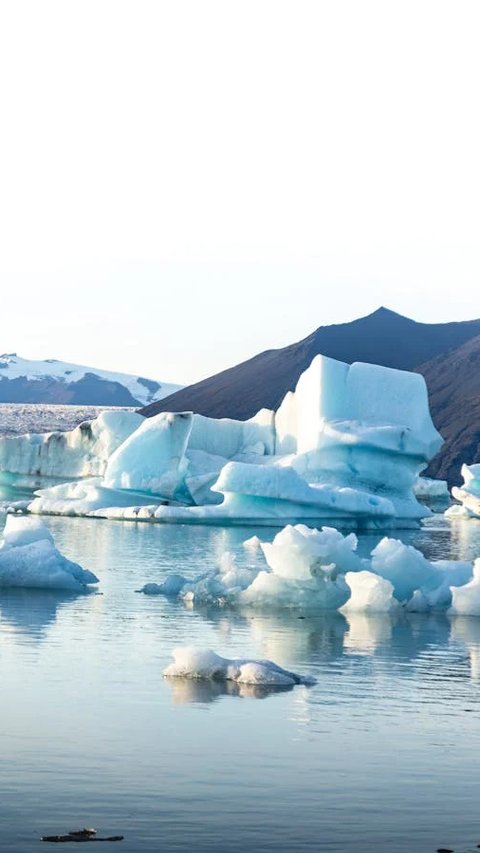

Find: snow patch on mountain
[0,354,182,407]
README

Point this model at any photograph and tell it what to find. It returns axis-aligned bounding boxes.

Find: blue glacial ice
[0,355,443,528]
[0,515,98,591]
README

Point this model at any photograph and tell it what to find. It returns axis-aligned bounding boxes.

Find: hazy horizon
[1,0,479,385]
[3,303,480,387]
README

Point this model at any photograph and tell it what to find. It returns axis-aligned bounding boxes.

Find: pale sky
[0,0,479,385]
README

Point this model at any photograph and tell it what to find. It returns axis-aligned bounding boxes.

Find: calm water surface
[1,511,480,852]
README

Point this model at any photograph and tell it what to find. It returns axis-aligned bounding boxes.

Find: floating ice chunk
[239,569,351,611]
[0,516,98,591]
[243,535,263,551]
[261,523,364,581]
[342,571,398,613]
[138,521,480,615]
[449,464,480,519]
[163,646,313,686]
[370,538,437,603]
[406,560,473,612]
[445,503,474,519]
[137,574,188,596]
[2,514,54,548]
[450,560,480,616]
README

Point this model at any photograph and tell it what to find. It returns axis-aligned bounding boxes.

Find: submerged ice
[0,355,443,528]
[139,522,477,615]
[0,515,98,591]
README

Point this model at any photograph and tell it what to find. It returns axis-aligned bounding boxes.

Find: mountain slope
[0,354,182,407]
[418,336,480,484]
[142,307,480,421]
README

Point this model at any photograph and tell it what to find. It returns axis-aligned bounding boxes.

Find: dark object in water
[436,848,454,852]
[41,828,123,843]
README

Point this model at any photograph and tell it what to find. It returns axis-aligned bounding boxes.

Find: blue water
[2,512,480,852]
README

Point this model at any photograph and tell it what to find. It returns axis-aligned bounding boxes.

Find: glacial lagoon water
[1,506,480,852]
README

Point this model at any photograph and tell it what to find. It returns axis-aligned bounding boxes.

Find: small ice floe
[0,515,98,592]
[243,535,263,551]
[163,646,314,687]
[136,574,188,596]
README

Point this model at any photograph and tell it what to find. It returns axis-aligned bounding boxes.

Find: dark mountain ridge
[141,307,480,486]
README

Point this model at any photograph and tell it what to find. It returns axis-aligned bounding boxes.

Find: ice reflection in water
[1,513,480,851]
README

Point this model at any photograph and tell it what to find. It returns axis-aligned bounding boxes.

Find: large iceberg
[2,355,443,528]
[446,464,480,519]
[0,515,98,591]
[138,522,475,614]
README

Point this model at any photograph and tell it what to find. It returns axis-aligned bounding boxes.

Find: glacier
[0,515,98,591]
[163,646,314,686]
[0,354,443,528]
[138,522,475,614]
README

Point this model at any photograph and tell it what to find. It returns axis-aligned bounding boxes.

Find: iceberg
[0,515,98,591]
[5,354,442,528]
[163,646,313,686]
[446,464,480,519]
[139,522,475,614]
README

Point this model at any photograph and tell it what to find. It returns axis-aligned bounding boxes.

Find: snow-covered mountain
[0,354,182,407]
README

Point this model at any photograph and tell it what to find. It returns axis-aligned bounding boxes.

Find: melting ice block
[163,647,313,686]
[0,515,98,591]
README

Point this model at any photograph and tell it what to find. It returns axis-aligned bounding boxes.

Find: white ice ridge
[3,354,443,528]
[139,523,475,614]
[0,515,98,591]
[446,464,480,519]
[163,647,314,686]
